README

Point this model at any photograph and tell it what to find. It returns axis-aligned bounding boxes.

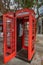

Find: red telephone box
[3,8,36,63]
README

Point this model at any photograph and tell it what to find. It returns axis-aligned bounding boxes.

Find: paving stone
[0,35,43,65]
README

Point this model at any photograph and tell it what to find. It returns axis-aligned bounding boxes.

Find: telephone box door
[3,14,16,63]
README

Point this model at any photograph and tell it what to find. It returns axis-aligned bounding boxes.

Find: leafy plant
[21,0,34,8]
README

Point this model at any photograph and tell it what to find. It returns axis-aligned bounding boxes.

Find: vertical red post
[28,14,32,61]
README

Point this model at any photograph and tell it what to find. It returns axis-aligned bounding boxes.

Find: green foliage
[37,1,43,8]
[15,0,18,2]
[14,0,35,8]
[21,0,34,8]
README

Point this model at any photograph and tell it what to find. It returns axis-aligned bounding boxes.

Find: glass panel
[6,18,11,48]
[6,18,15,55]
[0,26,2,32]
[24,22,29,46]
[32,20,35,51]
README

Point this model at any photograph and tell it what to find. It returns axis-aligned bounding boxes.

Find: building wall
[37,17,43,34]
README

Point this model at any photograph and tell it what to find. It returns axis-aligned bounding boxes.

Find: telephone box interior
[17,17,29,61]
[3,9,36,63]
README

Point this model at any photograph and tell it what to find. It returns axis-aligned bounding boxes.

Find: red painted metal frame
[16,8,36,61]
[3,13,16,63]
[16,8,35,18]
[3,8,36,63]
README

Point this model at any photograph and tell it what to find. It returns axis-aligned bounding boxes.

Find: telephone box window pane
[24,22,29,46]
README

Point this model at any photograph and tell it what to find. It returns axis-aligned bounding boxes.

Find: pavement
[0,35,43,65]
